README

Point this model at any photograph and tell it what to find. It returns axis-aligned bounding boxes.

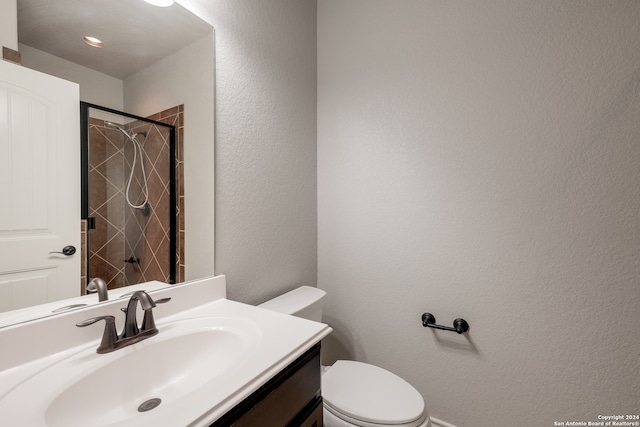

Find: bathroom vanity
[0,276,331,426]
[211,343,323,426]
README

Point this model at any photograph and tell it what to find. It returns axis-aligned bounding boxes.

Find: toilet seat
[322,360,427,427]
[323,406,429,427]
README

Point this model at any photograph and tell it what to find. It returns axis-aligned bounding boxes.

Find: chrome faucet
[76,291,171,354]
[86,277,109,302]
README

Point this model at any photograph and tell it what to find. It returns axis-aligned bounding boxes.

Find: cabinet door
[296,398,323,427]
[211,344,322,427]
[0,60,80,312]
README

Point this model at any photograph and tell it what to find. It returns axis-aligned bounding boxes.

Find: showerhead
[105,122,147,138]
[105,122,147,139]
[105,121,131,139]
[105,121,124,131]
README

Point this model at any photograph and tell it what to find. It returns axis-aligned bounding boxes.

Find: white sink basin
[0,316,261,427]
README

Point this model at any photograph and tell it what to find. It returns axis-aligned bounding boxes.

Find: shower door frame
[80,102,177,285]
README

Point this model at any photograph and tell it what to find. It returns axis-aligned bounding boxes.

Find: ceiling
[17,0,212,79]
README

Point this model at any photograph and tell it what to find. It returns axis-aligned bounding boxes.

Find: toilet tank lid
[322,360,425,425]
[257,286,325,316]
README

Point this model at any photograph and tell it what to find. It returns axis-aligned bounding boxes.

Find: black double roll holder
[421,312,469,334]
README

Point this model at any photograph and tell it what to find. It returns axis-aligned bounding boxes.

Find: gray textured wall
[318,1,640,426]
[191,0,318,304]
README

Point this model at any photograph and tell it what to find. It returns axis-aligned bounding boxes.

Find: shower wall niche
[81,103,184,290]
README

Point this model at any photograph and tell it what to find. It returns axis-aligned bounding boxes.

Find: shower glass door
[81,103,176,289]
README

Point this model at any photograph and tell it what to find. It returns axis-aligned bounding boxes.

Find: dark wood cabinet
[294,398,323,427]
[210,343,322,427]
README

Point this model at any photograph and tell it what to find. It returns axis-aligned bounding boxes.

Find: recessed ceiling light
[82,36,104,48]
[143,0,175,6]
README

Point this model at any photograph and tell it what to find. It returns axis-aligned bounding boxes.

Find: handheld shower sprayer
[105,122,150,212]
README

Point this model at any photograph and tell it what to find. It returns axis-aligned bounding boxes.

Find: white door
[0,60,80,312]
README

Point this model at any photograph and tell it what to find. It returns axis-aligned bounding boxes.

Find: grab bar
[421,312,469,334]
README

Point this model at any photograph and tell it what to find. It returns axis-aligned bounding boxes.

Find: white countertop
[0,275,332,426]
[0,281,169,329]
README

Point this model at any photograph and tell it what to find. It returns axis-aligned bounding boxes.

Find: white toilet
[258,286,431,427]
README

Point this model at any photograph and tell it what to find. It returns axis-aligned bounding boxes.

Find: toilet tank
[258,286,325,322]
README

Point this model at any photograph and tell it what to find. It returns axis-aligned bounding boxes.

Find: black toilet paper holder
[421,312,469,334]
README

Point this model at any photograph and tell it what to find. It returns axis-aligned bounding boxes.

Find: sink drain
[138,398,162,412]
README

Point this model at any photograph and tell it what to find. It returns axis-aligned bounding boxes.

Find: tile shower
[82,105,184,291]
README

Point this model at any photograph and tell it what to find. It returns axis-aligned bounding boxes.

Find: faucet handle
[76,315,118,354]
[76,315,114,327]
[141,297,171,332]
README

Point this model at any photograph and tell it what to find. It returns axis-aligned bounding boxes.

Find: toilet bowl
[258,286,431,427]
[322,360,430,427]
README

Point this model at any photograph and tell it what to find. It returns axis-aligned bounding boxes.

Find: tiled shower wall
[145,105,185,283]
[85,105,184,290]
